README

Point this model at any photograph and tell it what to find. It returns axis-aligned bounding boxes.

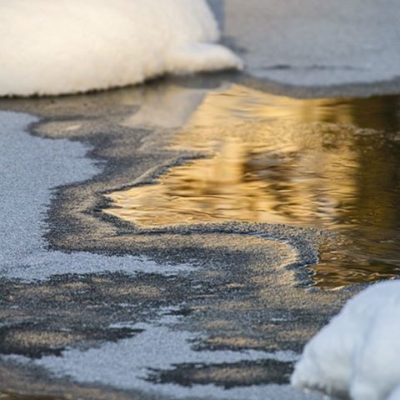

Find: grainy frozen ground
[1,1,399,399]
[0,92,341,400]
[216,0,400,88]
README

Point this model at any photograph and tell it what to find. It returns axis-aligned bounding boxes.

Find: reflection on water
[105,84,400,288]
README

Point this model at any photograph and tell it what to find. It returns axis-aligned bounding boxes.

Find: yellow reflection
[104,84,400,286]
[105,85,358,228]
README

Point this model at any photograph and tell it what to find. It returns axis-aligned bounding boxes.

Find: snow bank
[291,280,400,400]
[389,386,400,400]
[0,0,242,96]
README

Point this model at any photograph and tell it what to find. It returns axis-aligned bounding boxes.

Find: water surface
[105,84,400,288]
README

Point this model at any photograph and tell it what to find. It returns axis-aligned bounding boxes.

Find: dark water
[105,84,400,288]
[0,394,61,400]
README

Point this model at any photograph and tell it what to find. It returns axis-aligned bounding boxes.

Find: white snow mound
[389,386,400,400]
[291,280,400,400]
[0,0,242,96]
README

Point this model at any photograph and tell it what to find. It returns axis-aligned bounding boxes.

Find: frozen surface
[0,0,241,96]
[389,386,400,400]
[220,0,400,86]
[0,111,193,280]
[0,106,329,399]
[15,310,321,400]
[292,280,400,400]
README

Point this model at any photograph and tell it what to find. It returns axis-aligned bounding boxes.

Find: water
[0,394,60,400]
[105,84,400,288]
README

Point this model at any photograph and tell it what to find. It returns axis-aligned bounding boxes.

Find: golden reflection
[105,85,358,228]
[104,84,400,286]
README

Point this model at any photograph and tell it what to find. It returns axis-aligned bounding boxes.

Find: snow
[389,386,400,400]
[0,0,242,96]
[291,280,400,400]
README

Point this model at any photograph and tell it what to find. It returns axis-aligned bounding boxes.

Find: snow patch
[0,0,242,96]
[292,280,400,400]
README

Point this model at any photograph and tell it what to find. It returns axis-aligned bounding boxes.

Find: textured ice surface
[0,111,193,280]
[0,109,326,400]
[221,0,400,86]
[22,310,319,400]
